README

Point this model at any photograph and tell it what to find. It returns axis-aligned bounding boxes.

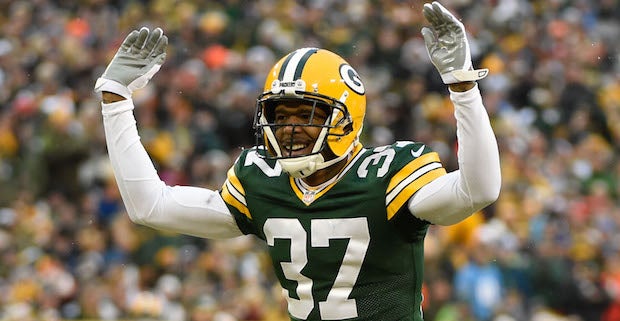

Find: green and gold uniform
[221,141,446,321]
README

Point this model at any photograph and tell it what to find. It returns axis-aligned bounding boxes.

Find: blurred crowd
[0,0,619,320]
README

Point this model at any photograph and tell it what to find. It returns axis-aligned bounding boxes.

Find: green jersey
[220,141,446,321]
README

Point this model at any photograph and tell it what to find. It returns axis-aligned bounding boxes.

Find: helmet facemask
[254,93,353,178]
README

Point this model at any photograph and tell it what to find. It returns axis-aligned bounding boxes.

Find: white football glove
[421,2,488,84]
[94,27,168,98]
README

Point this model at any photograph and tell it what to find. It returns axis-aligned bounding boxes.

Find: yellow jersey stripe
[386,167,446,220]
[226,167,246,196]
[225,180,247,206]
[221,184,251,218]
[386,162,443,204]
[387,152,441,193]
[290,177,305,202]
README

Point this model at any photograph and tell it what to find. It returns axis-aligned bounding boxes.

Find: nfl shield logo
[302,190,316,205]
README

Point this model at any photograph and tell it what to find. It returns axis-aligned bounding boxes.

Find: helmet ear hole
[343,122,353,135]
[334,113,353,135]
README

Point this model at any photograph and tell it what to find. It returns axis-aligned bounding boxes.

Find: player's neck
[301,157,348,187]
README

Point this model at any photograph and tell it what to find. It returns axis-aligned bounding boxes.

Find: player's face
[273,102,329,158]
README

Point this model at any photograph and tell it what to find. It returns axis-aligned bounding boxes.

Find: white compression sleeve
[102,99,243,239]
[408,85,501,225]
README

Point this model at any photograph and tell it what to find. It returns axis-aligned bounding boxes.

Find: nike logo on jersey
[411,146,425,158]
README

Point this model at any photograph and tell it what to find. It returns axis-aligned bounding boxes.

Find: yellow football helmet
[254,48,366,178]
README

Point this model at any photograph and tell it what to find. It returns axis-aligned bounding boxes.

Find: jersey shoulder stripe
[385,148,447,219]
[221,162,251,218]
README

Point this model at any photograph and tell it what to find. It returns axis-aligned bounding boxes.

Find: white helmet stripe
[279,48,318,82]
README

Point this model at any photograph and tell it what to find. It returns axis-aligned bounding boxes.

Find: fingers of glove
[423,3,442,26]
[432,2,465,33]
[130,27,149,54]
[119,30,140,52]
[151,35,168,65]
[421,27,437,49]
[141,28,163,58]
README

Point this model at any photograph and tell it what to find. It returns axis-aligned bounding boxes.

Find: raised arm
[95,27,242,239]
[408,2,501,225]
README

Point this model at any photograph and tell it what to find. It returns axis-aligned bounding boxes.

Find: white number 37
[264,217,370,320]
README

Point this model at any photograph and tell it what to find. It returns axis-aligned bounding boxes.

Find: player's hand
[421,2,487,84]
[94,27,168,99]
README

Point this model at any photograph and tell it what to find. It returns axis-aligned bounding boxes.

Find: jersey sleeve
[102,99,243,239]
[385,142,447,221]
[408,85,500,225]
[219,150,257,236]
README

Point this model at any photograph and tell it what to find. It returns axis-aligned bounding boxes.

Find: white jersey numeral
[264,218,314,318]
[357,147,395,178]
[244,150,282,177]
[263,218,370,320]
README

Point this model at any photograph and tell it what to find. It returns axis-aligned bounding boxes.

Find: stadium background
[0,0,619,320]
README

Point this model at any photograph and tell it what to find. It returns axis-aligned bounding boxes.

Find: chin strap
[278,145,353,178]
[277,154,319,178]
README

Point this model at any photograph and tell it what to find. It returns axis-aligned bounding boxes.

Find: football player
[95,2,500,320]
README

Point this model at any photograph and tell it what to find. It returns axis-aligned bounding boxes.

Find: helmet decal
[339,64,365,95]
